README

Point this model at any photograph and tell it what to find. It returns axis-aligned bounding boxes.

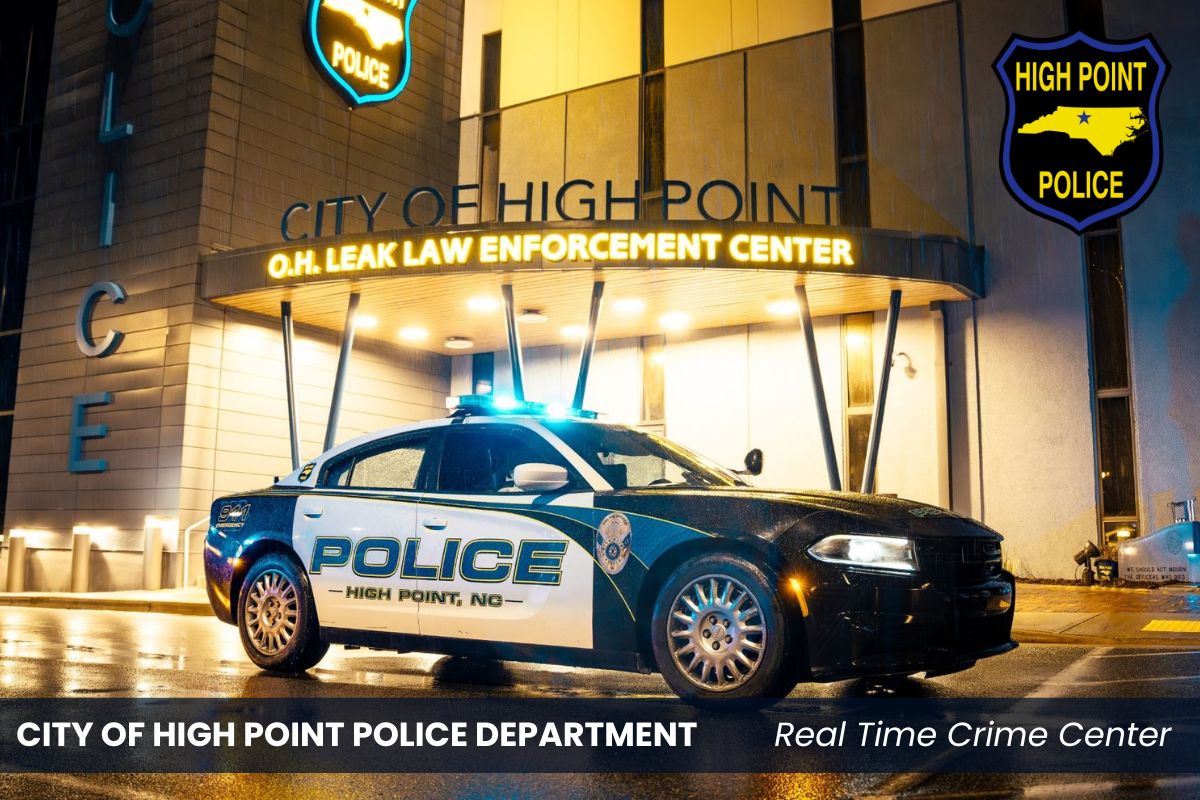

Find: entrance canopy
[200,219,980,491]
[200,221,979,353]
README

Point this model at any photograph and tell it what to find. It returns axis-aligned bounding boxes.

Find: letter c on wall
[76,281,127,358]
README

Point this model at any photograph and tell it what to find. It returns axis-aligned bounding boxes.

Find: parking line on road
[1090,649,1200,659]
[1142,620,1200,634]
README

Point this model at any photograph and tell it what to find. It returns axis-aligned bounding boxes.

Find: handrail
[179,516,209,589]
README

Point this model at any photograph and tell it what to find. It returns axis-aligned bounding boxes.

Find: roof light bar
[445,394,598,419]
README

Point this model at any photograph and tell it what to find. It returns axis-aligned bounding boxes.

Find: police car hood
[600,486,1000,543]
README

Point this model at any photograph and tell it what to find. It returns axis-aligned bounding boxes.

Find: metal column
[500,283,526,402]
[280,301,301,470]
[572,281,605,409]
[795,283,841,492]
[324,293,361,452]
[860,289,903,493]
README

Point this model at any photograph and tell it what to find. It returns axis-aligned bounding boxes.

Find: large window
[479,32,502,223]
[1085,229,1139,542]
[1065,2,1140,544]
[832,0,870,227]
[0,2,56,533]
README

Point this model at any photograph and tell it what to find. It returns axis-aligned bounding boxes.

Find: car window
[435,424,578,494]
[322,432,431,490]
[542,421,742,489]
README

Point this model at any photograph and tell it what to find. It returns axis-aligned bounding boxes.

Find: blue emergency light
[445,394,598,420]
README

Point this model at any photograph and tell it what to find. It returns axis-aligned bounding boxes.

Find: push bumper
[802,569,1017,680]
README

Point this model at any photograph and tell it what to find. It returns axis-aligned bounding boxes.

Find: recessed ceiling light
[398,327,429,342]
[658,311,690,331]
[354,314,378,329]
[467,296,501,312]
[517,309,547,323]
[612,298,645,314]
[766,299,799,316]
[561,325,587,340]
[444,336,474,350]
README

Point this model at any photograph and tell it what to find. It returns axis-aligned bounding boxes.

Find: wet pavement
[2,607,1200,798]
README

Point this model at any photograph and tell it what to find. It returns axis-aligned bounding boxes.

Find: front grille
[917,537,1003,586]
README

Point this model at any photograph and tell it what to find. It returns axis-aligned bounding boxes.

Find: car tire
[237,552,328,673]
[651,552,798,706]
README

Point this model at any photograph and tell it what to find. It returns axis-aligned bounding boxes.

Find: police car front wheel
[651,554,797,705]
[237,553,328,673]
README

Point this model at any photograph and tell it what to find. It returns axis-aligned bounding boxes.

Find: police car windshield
[542,421,744,489]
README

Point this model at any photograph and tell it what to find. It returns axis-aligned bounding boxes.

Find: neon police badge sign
[306,0,419,107]
[994,32,1168,233]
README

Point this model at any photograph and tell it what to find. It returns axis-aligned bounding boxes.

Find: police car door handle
[302,507,324,519]
[422,517,448,530]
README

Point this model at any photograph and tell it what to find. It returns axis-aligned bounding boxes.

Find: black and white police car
[205,395,1016,704]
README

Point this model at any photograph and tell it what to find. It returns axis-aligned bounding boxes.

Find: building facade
[1,0,1197,589]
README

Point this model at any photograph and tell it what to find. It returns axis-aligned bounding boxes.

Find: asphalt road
[1,606,1199,799]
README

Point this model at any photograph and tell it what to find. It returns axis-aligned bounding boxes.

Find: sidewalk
[1014,582,1200,647]
[0,587,211,616]
[0,581,1198,648]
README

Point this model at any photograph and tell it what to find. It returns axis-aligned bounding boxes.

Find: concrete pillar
[143,524,163,591]
[6,533,25,593]
[71,529,91,593]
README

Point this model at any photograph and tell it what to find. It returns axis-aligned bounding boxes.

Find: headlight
[808,534,917,572]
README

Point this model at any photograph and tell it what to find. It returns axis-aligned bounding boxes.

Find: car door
[412,421,596,649]
[293,429,435,634]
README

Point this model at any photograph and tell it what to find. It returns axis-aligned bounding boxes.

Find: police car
[204,395,1016,704]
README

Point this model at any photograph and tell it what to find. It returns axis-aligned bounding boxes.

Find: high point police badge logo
[596,512,632,575]
[306,0,419,107]
[994,32,1168,233]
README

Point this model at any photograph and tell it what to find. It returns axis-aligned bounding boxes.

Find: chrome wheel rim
[244,569,299,656]
[667,573,765,692]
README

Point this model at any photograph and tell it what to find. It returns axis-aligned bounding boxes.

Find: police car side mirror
[740,448,763,476]
[513,463,570,493]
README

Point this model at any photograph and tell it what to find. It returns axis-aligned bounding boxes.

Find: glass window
[832,0,862,29]
[0,333,19,409]
[481,32,501,113]
[641,74,664,196]
[544,421,742,490]
[436,424,579,494]
[641,335,664,423]
[834,25,867,160]
[846,413,872,495]
[471,351,494,395]
[1097,396,1137,519]
[323,432,431,490]
[0,414,10,532]
[641,0,664,73]
[1085,232,1130,391]
[843,312,875,492]
[1064,0,1106,39]
[480,115,501,223]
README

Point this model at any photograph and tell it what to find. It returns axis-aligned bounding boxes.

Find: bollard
[71,529,91,592]
[143,523,163,591]
[6,532,25,593]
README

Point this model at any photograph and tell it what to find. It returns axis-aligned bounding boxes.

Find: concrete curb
[0,595,211,617]
[1013,628,1200,649]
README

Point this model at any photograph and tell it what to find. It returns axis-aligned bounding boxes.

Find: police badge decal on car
[596,512,632,575]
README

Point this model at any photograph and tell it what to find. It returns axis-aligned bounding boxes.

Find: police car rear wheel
[651,554,796,705]
[237,553,328,672]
